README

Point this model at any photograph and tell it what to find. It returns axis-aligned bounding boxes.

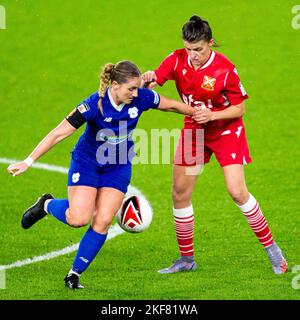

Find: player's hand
[142,71,156,83]
[193,106,214,124]
[141,71,157,88]
[7,162,29,177]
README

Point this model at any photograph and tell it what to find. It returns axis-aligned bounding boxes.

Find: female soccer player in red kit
[143,15,288,274]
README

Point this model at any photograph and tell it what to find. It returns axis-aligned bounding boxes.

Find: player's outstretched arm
[157,96,194,116]
[7,118,77,176]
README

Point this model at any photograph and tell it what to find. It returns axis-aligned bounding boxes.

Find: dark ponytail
[182,15,213,43]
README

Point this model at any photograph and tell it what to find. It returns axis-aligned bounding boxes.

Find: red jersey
[155,49,248,137]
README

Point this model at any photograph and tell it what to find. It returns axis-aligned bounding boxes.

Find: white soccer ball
[116,195,153,233]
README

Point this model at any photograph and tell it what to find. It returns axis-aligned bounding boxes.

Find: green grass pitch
[0,0,300,300]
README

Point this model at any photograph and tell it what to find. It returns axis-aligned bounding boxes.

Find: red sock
[173,205,194,257]
[237,194,274,247]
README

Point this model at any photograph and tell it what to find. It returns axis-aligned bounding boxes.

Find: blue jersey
[72,87,160,166]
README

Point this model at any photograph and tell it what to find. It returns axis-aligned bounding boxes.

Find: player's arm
[26,118,77,161]
[211,102,245,120]
[157,96,195,116]
[192,102,245,124]
[142,51,177,89]
[7,109,83,176]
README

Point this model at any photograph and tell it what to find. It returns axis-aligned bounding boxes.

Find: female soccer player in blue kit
[7,60,197,289]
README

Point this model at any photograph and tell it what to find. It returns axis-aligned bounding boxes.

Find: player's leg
[158,126,207,274]
[65,164,131,289]
[21,186,97,229]
[158,164,199,274]
[222,164,288,274]
[21,156,98,229]
[21,193,55,229]
[58,186,97,289]
[22,193,70,228]
[92,187,124,233]
[215,125,287,274]
[45,185,97,226]
[66,186,97,227]
[65,187,124,289]
[69,187,124,275]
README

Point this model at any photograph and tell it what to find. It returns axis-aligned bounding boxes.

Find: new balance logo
[104,117,112,122]
[79,257,89,263]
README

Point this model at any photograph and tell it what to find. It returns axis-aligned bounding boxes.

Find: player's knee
[172,185,191,203]
[92,216,112,233]
[68,217,90,228]
[172,188,182,203]
[67,208,91,228]
[228,188,249,205]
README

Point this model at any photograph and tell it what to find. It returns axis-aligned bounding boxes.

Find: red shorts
[174,123,252,167]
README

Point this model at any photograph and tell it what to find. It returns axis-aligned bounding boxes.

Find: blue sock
[72,226,107,274]
[47,199,68,224]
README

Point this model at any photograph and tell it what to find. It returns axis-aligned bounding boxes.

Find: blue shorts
[68,154,132,194]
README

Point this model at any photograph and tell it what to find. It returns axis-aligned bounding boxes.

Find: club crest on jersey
[128,107,138,119]
[72,172,80,183]
[201,75,216,91]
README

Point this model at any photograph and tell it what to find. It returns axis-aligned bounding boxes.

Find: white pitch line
[0,224,125,271]
[0,157,146,271]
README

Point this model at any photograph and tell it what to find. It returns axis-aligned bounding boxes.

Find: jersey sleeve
[155,51,178,86]
[224,67,249,106]
[76,92,99,121]
[138,88,161,112]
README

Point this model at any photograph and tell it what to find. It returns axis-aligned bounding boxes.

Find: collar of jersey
[107,87,125,112]
[187,50,216,71]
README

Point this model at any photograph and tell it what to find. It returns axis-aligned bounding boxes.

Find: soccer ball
[116,195,153,233]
